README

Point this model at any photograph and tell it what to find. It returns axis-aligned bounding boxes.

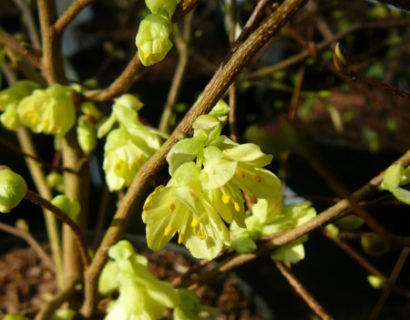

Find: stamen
[191,217,199,228]
[178,234,183,244]
[164,225,173,236]
[253,175,262,183]
[236,169,245,178]
[169,203,175,212]
[234,202,241,212]
[222,194,231,204]
[197,229,206,240]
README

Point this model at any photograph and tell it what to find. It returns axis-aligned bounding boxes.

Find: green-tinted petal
[167,137,204,175]
[271,242,305,264]
[233,166,281,200]
[98,260,120,295]
[223,143,273,167]
[202,147,236,189]
[1,103,22,131]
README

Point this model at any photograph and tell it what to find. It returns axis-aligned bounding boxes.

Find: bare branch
[55,0,96,35]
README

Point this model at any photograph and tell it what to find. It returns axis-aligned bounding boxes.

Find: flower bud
[335,215,364,230]
[361,234,390,256]
[145,0,178,18]
[17,84,76,135]
[367,275,385,289]
[77,117,97,154]
[51,309,76,320]
[46,172,65,193]
[136,14,173,66]
[51,195,80,220]
[0,80,40,111]
[0,168,27,213]
[333,42,348,74]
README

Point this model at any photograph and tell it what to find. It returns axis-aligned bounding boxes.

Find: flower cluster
[142,101,282,260]
[99,240,214,320]
[98,94,166,191]
[0,82,77,135]
[231,198,316,264]
[136,0,181,66]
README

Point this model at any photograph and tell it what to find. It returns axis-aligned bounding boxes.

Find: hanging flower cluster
[0,82,76,135]
[98,94,166,191]
[231,199,316,265]
[99,240,214,320]
[142,101,282,260]
[136,0,181,66]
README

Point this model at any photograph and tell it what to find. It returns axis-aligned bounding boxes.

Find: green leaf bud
[145,0,178,18]
[335,215,364,230]
[77,117,97,154]
[367,275,385,290]
[392,187,410,205]
[17,84,76,135]
[360,234,390,257]
[50,309,76,320]
[51,195,80,220]
[136,14,173,66]
[0,80,40,111]
[0,168,27,213]
[380,163,403,191]
[324,224,339,238]
[46,172,65,193]
[333,42,348,74]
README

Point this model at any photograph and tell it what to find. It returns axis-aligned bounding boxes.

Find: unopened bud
[0,168,27,213]
[333,43,348,74]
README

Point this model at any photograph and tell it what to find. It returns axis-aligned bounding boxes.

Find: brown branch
[0,221,54,271]
[275,261,333,320]
[172,0,200,23]
[85,53,144,101]
[0,29,42,69]
[370,248,410,320]
[186,151,410,287]
[351,74,410,100]
[80,1,309,317]
[159,12,193,132]
[35,277,79,320]
[228,0,238,142]
[245,19,410,80]
[55,0,96,35]
[24,190,90,267]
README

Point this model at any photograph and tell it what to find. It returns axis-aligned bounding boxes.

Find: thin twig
[245,19,410,80]
[0,136,79,173]
[0,221,54,271]
[0,29,42,69]
[55,0,96,35]
[25,190,90,267]
[159,12,193,132]
[92,187,110,250]
[228,0,238,142]
[275,261,333,319]
[35,278,79,320]
[172,0,200,23]
[81,1,309,317]
[370,248,410,320]
[12,0,41,48]
[322,230,410,300]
